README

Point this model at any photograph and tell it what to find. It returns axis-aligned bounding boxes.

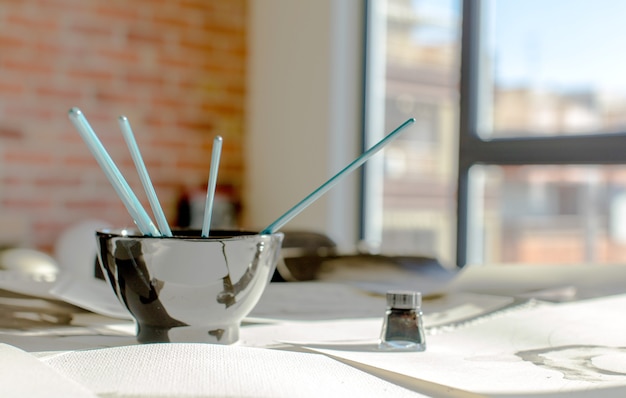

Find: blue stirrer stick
[68,108,161,236]
[261,118,415,234]
[201,136,223,237]
[118,116,172,237]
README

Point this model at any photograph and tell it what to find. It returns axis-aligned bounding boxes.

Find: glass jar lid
[386,290,421,309]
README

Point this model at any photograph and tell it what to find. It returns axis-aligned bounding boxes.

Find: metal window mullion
[462,134,626,167]
[457,0,481,268]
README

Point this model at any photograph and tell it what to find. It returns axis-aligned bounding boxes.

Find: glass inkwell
[378,290,426,351]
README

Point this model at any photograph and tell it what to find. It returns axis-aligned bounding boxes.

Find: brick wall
[0,0,247,252]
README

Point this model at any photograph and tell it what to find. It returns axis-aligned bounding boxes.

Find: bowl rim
[96,228,283,241]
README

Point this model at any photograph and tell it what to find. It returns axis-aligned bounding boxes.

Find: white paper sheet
[247,294,626,397]
[248,281,517,323]
[446,263,626,300]
[315,255,456,296]
[248,281,387,321]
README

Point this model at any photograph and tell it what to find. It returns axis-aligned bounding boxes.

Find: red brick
[34,0,87,10]
[179,36,214,53]
[150,96,185,109]
[152,14,190,29]
[180,0,211,11]
[156,55,194,69]
[175,119,214,132]
[62,154,99,167]
[4,150,55,165]
[2,198,53,210]
[125,71,166,87]
[94,4,141,21]
[2,58,55,75]
[96,48,140,63]
[35,85,83,100]
[64,199,122,211]
[95,89,141,105]
[66,68,115,82]
[4,105,58,121]
[69,22,115,38]
[0,81,25,95]
[0,125,24,139]
[126,28,165,46]
[6,14,59,30]
[33,175,82,187]
[0,34,26,48]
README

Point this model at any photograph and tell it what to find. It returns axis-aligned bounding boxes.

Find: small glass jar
[378,290,426,351]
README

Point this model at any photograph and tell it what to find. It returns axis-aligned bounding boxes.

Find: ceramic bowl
[96,229,284,344]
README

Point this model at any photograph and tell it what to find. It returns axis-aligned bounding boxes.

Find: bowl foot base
[137,323,239,344]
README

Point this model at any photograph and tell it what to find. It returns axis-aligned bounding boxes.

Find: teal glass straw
[68,108,161,236]
[118,116,172,237]
[201,136,223,237]
[261,118,416,234]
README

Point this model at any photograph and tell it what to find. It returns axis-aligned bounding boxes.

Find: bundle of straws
[68,107,222,238]
[69,106,416,237]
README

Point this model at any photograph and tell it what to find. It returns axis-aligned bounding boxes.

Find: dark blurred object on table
[272,231,338,282]
[272,231,453,285]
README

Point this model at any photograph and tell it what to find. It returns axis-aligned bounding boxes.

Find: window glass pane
[479,0,626,138]
[468,164,626,265]
[368,0,461,266]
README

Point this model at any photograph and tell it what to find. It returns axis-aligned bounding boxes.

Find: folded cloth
[0,343,96,397]
[38,343,424,397]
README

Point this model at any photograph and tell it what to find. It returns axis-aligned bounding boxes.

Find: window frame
[456,0,626,267]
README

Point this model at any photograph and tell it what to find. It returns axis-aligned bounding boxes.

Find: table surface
[3,262,626,397]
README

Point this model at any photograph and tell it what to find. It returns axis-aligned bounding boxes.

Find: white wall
[245,0,364,252]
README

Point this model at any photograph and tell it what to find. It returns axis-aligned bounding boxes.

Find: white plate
[0,270,58,300]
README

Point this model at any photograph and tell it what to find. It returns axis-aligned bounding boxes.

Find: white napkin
[51,220,131,319]
[0,343,96,397]
[40,343,425,397]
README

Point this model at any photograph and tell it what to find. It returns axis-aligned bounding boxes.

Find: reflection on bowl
[96,229,284,344]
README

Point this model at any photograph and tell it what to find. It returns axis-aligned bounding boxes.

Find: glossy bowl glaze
[96,229,283,344]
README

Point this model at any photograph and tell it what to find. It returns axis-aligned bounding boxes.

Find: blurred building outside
[378,0,626,266]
